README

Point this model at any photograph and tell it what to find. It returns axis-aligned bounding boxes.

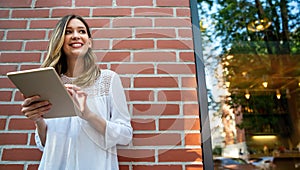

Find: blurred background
[197,0,300,169]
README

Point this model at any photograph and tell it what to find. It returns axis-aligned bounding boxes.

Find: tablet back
[7,67,81,118]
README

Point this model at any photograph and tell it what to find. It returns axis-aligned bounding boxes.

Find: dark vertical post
[189,0,214,169]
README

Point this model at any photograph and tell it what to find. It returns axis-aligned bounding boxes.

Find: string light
[225,81,230,88]
[276,89,281,99]
[262,81,268,88]
[262,75,268,88]
[245,89,250,99]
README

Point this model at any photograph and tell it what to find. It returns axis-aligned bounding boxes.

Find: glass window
[198,0,300,168]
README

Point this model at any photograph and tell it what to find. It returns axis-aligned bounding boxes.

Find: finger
[76,90,87,96]
[21,100,50,113]
[65,84,81,91]
[24,104,51,118]
[22,95,41,107]
[66,88,75,96]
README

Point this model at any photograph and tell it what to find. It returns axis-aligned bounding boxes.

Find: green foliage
[198,0,299,137]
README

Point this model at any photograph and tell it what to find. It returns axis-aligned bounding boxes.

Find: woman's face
[63,18,91,59]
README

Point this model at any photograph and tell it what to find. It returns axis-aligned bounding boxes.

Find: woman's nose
[71,31,80,39]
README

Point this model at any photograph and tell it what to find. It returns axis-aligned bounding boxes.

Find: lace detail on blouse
[60,70,113,97]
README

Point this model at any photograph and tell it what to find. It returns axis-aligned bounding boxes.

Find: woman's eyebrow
[66,26,86,29]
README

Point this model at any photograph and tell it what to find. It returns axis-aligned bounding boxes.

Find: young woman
[21,15,132,170]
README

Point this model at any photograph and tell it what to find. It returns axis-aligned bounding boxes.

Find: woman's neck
[65,58,84,77]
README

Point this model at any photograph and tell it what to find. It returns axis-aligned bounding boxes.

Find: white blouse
[35,70,133,170]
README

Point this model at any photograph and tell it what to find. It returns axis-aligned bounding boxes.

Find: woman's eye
[79,30,86,34]
[65,30,72,34]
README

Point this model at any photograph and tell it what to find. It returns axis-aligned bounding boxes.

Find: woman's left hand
[65,84,93,120]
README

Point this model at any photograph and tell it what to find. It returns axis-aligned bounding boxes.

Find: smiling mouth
[70,43,83,48]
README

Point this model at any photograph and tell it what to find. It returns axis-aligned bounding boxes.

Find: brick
[2,148,42,161]
[0,0,31,7]
[75,0,112,6]
[113,40,154,49]
[112,18,152,27]
[178,28,193,38]
[126,90,154,101]
[131,118,156,131]
[176,8,191,17]
[119,165,129,170]
[158,148,202,162]
[159,118,200,131]
[27,164,39,170]
[99,63,108,69]
[180,51,195,62]
[111,64,154,74]
[156,0,190,7]
[183,104,199,116]
[157,64,195,74]
[116,0,153,6]
[133,165,182,170]
[182,77,197,88]
[133,133,181,146]
[158,90,198,102]
[12,9,49,18]
[35,0,72,7]
[157,40,194,50]
[0,53,41,63]
[186,165,203,170]
[0,30,4,39]
[25,41,48,51]
[81,18,110,28]
[93,8,131,17]
[8,118,36,130]
[155,18,191,27]
[52,8,90,17]
[92,39,110,50]
[185,133,201,145]
[134,8,173,17]
[133,51,176,62]
[118,149,155,162]
[0,65,18,75]
[0,133,28,145]
[135,28,176,38]
[92,28,132,38]
[0,10,10,18]
[0,91,12,101]
[95,52,130,62]
[29,133,36,145]
[0,118,6,130]
[0,164,24,170]
[133,104,179,116]
[0,41,22,51]
[30,19,58,29]
[0,20,27,29]
[14,91,24,101]
[20,64,41,71]
[120,77,131,88]
[7,30,46,40]
[0,78,15,88]
[134,77,178,88]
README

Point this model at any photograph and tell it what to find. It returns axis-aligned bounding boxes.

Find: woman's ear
[88,38,92,48]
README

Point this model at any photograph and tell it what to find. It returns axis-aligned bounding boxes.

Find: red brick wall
[0,0,203,169]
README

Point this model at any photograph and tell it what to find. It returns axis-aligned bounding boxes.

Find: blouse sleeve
[104,72,133,148]
[35,128,44,151]
[81,71,132,150]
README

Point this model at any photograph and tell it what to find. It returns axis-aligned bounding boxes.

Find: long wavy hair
[41,15,100,87]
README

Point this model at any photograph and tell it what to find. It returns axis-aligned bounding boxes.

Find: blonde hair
[41,15,100,87]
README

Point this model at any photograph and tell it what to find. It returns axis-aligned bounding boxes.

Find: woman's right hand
[21,95,52,123]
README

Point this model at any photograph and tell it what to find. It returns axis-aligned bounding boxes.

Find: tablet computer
[7,67,81,118]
